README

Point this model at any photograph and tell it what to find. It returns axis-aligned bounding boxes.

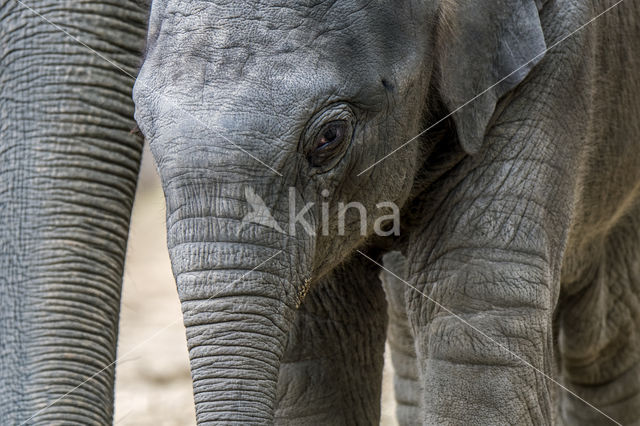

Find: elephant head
[133,0,547,422]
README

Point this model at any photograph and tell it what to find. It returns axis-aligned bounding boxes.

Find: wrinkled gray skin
[4,0,639,425]
[133,0,640,424]
[0,1,148,423]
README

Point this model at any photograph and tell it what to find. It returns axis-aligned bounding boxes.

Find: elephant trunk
[176,268,293,423]
[0,1,148,423]
[165,181,306,423]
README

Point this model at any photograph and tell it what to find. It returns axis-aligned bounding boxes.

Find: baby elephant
[132,0,640,424]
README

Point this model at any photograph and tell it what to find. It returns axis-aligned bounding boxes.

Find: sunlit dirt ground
[114,145,397,425]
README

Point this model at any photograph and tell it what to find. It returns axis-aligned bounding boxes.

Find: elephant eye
[305,104,355,172]
[309,121,351,167]
[316,121,347,149]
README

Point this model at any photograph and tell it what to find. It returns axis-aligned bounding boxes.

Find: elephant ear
[438,0,547,154]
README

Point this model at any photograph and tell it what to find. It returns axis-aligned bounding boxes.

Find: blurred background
[113,144,398,425]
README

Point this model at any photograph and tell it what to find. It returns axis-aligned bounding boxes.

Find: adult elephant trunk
[0,1,148,423]
[163,177,310,424]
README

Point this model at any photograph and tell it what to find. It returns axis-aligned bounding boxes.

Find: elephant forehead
[152,1,369,59]
[143,0,432,104]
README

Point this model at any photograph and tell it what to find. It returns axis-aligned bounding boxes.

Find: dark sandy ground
[113,145,397,425]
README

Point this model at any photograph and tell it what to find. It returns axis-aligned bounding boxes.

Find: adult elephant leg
[380,252,422,425]
[559,210,640,426]
[0,2,148,423]
[275,253,388,425]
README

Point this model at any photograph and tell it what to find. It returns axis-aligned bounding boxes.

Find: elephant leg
[405,248,559,424]
[275,253,388,425]
[559,211,640,426]
[381,252,422,425]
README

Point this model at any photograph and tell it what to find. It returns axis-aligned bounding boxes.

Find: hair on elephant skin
[3,0,640,424]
